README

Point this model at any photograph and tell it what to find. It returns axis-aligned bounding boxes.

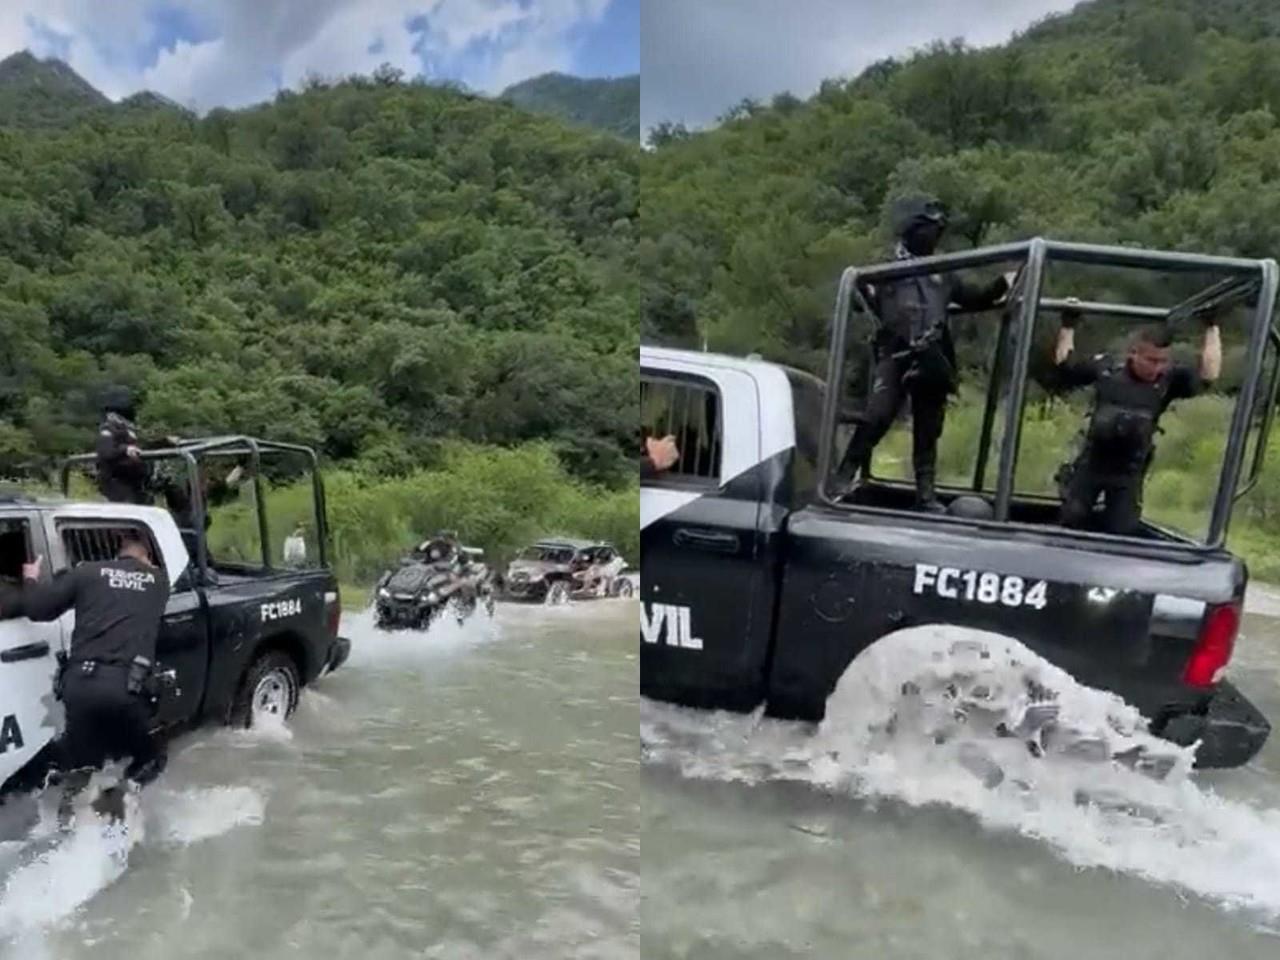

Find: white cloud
[641,0,1085,133]
[0,0,613,112]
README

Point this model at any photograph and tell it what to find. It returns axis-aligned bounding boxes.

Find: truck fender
[216,631,311,723]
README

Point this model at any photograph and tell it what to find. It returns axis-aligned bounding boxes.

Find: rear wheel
[613,578,635,599]
[230,651,300,728]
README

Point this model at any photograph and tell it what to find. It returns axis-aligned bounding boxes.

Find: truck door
[640,361,779,712]
[0,512,64,791]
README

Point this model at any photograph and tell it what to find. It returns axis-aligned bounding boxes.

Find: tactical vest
[1084,360,1175,471]
[877,275,950,346]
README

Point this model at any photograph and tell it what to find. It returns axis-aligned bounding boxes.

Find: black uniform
[1055,353,1202,534]
[18,556,171,784]
[95,412,149,505]
[159,471,237,565]
[836,224,1009,505]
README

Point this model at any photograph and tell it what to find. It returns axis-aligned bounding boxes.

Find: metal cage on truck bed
[59,436,330,580]
[819,238,1280,550]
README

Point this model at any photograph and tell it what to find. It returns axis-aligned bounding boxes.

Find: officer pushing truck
[1,529,170,819]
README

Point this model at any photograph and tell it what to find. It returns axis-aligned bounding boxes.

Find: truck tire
[231,650,300,728]
[613,578,634,599]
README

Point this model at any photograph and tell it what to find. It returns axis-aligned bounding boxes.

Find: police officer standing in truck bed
[95,386,150,505]
[1051,307,1222,535]
[0,528,170,818]
[833,195,1014,511]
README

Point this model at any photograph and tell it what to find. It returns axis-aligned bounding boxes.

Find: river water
[7,583,1280,959]
[0,599,638,959]
[641,588,1280,959]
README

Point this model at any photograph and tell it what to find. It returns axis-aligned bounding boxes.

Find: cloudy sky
[0,0,639,112]
[642,0,1084,132]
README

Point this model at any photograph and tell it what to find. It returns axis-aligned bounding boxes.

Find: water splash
[0,771,141,944]
[0,773,265,949]
[642,624,1280,921]
[146,785,265,846]
[342,604,500,669]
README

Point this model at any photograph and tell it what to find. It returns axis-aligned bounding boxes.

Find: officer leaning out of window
[1050,303,1222,536]
[0,529,171,821]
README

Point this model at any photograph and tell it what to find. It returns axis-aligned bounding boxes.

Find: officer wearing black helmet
[95,386,150,504]
[1051,305,1222,535]
[833,195,1014,511]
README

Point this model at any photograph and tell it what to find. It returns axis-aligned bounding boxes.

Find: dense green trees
[502,73,640,142]
[639,0,1280,565]
[1,65,639,492]
[641,0,1280,362]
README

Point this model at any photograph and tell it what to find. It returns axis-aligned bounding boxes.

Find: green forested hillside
[0,59,638,573]
[502,72,640,141]
[640,0,1280,570]
[0,51,110,128]
[0,64,638,489]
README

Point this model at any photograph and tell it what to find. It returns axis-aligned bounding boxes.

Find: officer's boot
[55,767,93,828]
[832,434,869,500]
[915,469,947,514]
[91,784,127,824]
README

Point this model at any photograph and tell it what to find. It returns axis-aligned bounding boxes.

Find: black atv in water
[641,238,1278,773]
[374,537,495,630]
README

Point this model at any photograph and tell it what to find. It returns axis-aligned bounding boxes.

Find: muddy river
[0,600,638,959]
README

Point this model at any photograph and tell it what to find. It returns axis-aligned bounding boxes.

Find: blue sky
[642,0,1080,133]
[573,0,637,77]
[0,0,638,112]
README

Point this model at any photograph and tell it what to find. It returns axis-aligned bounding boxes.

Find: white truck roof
[2,499,190,588]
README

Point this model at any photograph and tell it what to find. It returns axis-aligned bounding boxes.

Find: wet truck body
[1,437,351,796]
[640,239,1279,769]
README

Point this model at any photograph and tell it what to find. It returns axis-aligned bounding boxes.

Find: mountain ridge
[0,51,638,138]
[500,72,639,141]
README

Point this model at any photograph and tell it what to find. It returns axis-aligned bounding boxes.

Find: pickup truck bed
[639,345,1271,769]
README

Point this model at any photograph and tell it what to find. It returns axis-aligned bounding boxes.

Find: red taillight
[1182,601,1240,687]
[325,590,341,637]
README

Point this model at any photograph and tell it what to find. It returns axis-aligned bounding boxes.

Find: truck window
[59,522,166,579]
[0,519,31,588]
[641,375,722,482]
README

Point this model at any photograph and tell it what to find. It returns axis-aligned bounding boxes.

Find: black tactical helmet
[889,194,949,239]
[101,385,136,420]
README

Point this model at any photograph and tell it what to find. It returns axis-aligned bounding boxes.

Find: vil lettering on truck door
[642,603,703,650]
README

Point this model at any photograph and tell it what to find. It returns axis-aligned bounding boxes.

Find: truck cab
[0,437,350,796]
[641,238,1277,769]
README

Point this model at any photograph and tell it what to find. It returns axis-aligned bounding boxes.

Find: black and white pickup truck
[0,437,351,796]
[640,238,1277,769]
